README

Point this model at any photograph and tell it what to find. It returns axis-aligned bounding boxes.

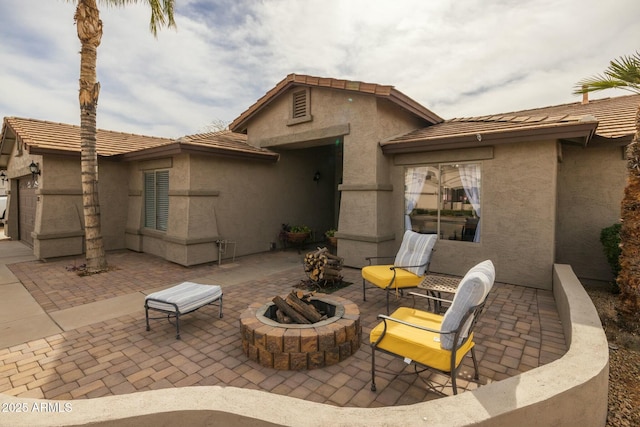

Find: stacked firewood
[272,291,326,324]
[303,247,343,283]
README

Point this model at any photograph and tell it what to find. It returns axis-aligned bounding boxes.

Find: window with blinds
[144,170,169,231]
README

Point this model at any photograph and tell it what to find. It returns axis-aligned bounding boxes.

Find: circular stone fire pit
[240,295,361,370]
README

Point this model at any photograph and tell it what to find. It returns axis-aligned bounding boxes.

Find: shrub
[600,223,621,292]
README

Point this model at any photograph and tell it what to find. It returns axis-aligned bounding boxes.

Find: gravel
[585,284,640,427]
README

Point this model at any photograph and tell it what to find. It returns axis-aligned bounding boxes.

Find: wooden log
[320,272,342,281]
[285,292,323,323]
[324,252,342,261]
[304,248,343,284]
[275,309,291,324]
[296,290,314,301]
[309,247,327,258]
[272,295,311,324]
[322,267,342,276]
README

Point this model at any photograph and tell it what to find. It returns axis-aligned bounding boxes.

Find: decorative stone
[290,352,308,370]
[300,329,319,353]
[339,342,352,361]
[258,348,274,368]
[273,352,290,370]
[265,328,284,353]
[283,329,301,353]
[308,351,325,369]
[317,327,336,351]
[325,347,340,366]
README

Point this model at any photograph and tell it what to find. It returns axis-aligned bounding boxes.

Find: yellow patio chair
[370,260,495,395]
[362,230,437,314]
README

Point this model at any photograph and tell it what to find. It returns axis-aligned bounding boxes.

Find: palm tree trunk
[617,104,640,329]
[75,0,107,272]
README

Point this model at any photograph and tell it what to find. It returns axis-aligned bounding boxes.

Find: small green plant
[324,229,336,237]
[290,225,311,234]
[600,223,621,293]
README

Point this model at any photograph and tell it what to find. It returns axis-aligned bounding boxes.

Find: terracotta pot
[327,236,337,246]
[286,232,309,243]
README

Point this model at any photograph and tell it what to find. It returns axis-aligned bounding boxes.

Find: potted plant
[325,229,337,246]
[286,225,311,243]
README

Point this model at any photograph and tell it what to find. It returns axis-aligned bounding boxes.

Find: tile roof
[229,73,443,132]
[382,94,639,152]
[2,117,174,156]
[175,130,280,160]
[1,118,278,162]
[466,93,639,139]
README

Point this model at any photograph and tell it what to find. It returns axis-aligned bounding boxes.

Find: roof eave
[381,122,599,154]
[387,90,444,124]
[118,142,280,162]
[0,123,16,169]
[179,143,280,162]
[229,74,443,133]
[587,134,634,147]
[230,77,295,133]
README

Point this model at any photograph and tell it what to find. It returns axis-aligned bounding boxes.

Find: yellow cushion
[362,265,424,290]
[369,307,474,372]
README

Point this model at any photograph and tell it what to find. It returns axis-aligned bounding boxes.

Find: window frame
[404,162,482,243]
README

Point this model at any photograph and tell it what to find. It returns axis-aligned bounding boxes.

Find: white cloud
[0,0,639,137]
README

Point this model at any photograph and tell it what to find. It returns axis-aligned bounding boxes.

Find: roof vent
[292,89,308,119]
[287,88,312,126]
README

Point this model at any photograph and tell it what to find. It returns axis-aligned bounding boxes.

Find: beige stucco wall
[98,160,130,250]
[391,141,559,288]
[338,98,424,266]
[3,150,43,240]
[125,146,338,266]
[31,157,129,259]
[3,151,129,259]
[242,85,429,268]
[556,144,626,282]
[4,88,622,286]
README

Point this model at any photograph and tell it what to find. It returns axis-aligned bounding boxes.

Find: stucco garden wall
[556,144,626,282]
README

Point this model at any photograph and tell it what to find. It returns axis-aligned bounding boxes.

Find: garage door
[18,178,36,247]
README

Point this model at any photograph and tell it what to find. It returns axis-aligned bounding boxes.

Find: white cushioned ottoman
[145,282,223,339]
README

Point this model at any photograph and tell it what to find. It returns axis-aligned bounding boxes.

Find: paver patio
[0,249,567,407]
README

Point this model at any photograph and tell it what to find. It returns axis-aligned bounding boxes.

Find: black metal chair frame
[362,255,433,314]
[370,293,487,395]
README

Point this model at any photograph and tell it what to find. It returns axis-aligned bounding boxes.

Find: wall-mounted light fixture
[29,161,40,180]
[313,170,321,183]
[0,171,6,184]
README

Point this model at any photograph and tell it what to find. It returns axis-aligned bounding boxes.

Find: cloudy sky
[1,0,638,138]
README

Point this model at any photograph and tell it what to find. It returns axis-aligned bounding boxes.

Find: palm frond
[94,0,176,36]
[574,51,640,95]
[606,53,640,83]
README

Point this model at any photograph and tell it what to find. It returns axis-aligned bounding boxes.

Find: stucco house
[1,73,637,290]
